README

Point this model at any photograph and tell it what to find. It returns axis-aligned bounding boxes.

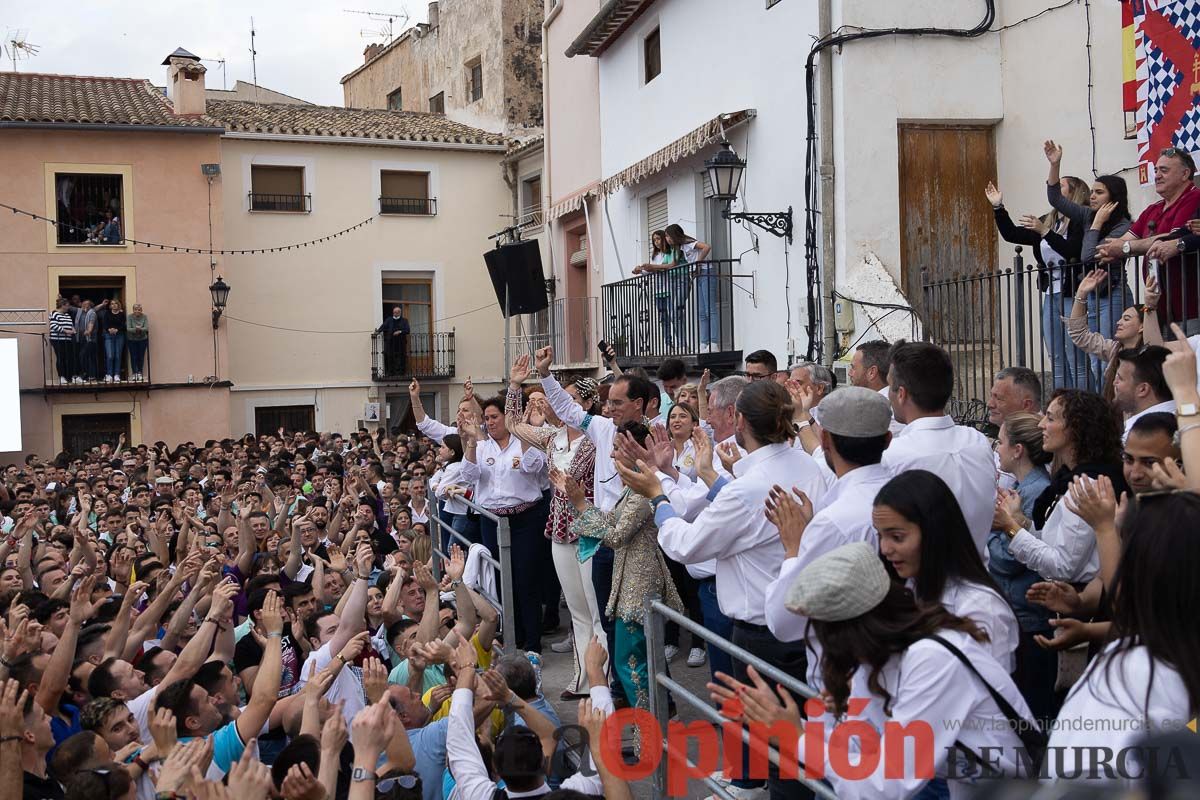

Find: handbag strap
[928,634,1048,754]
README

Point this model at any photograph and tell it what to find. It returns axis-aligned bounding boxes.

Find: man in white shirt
[618,380,827,800]
[763,387,894,687]
[1113,345,1175,442]
[848,339,904,436]
[882,341,997,561]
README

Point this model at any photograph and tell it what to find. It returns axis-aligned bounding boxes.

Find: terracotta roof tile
[0,72,222,128]
[206,99,508,147]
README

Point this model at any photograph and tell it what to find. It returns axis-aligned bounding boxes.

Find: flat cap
[785,542,890,622]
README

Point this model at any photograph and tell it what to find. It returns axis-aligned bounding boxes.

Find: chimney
[428,1,439,29]
[364,42,383,63]
[162,48,206,115]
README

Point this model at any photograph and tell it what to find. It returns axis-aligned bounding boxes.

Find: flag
[1135,0,1200,185]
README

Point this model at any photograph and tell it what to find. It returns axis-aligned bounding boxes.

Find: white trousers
[552,539,608,692]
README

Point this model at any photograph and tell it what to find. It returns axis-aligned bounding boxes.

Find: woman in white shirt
[667,402,700,480]
[632,229,679,350]
[429,433,472,553]
[874,470,1020,672]
[712,542,1040,799]
[1047,492,1200,784]
[664,224,714,352]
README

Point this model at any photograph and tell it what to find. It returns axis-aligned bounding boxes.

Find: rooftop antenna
[4,30,40,72]
[201,57,227,90]
[344,8,410,43]
[249,18,259,103]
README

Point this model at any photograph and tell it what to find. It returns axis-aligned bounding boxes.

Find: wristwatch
[1122,240,1132,256]
[650,494,670,510]
[450,578,463,589]
[351,767,375,783]
[1177,402,1199,418]
[1180,238,1188,254]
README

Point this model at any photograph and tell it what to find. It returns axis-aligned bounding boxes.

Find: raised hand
[613,459,664,500]
[984,182,1003,209]
[716,441,743,474]
[1092,201,1117,228]
[1076,268,1107,297]
[412,560,438,593]
[426,682,454,712]
[445,544,466,582]
[354,542,375,579]
[1144,272,1161,309]
[227,740,273,800]
[260,590,285,636]
[1026,580,1082,615]
[362,657,389,704]
[320,701,348,753]
[0,679,27,739]
[534,346,554,376]
[1149,458,1188,491]
[280,764,325,800]
[764,485,814,558]
[509,353,532,386]
[149,707,178,760]
[452,635,477,671]
[1043,139,1062,165]
[1064,474,1117,531]
[351,701,398,758]
[1019,214,1049,237]
[337,631,371,665]
[479,668,512,705]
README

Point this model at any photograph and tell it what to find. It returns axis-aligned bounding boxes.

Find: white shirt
[821,629,1033,798]
[881,415,997,561]
[659,433,744,580]
[764,463,892,685]
[298,642,366,729]
[672,438,699,480]
[657,442,828,625]
[431,461,472,515]
[548,426,583,473]
[1047,642,1192,784]
[1123,399,1176,442]
[128,686,158,743]
[541,374,623,512]
[940,578,1019,674]
[460,436,547,510]
[407,499,431,524]
[417,416,456,444]
[1008,491,1099,583]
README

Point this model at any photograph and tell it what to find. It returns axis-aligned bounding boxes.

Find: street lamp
[704,141,793,243]
[209,276,230,329]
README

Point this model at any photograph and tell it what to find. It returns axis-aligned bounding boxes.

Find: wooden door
[898,124,998,328]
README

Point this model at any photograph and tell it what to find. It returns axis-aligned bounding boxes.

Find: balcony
[380,196,437,216]
[601,260,741,368]
[517,204,543,231]
[508,297,602,371]
[42,334,153,391]
[371,331,456,382]
[249,192,311,212]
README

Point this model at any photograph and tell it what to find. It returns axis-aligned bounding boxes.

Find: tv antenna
[3,30,40,72]
[344,8,409,43]
[248,18,259,103]
[201,57,227,90]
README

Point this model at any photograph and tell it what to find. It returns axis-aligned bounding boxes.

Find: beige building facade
[0,59,232,461]
[206,99,513,436]
[340,0,544,138]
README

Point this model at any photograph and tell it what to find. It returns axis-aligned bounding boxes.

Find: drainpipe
[819,0,838,365]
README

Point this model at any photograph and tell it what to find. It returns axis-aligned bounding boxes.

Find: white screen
[0,339,22,452]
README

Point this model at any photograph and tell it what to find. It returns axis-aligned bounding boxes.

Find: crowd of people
[7,180,1200,797]
[48,296,150,385]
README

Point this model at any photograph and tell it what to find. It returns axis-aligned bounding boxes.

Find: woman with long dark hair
[710,542,1038,797]
[1046,493,1200,782]
[874,470,1019,672]
[429,433,471,552]
[632,229,680,350]
[997,389,1127,583]
[1066,268,1163,401]
[663,223,713,352]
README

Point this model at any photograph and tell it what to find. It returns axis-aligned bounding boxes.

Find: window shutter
[645,189,669,250]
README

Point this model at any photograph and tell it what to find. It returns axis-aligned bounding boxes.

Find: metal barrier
[644,595,837,800]
[426,492,517,655]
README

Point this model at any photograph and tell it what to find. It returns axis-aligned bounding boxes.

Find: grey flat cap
[785,542,890,621]
[812,386,892,438]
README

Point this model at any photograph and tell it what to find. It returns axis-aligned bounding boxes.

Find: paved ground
[540,627,723,800]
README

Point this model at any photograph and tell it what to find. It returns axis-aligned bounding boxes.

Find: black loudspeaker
[483,241,548,315]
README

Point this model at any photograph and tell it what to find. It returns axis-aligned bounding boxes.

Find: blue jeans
[78,339,97,380]
[1041,291,1087,390]
[104,334,125,377]
[697,265,720,346]
[697,578,733,681]
[127,338,148,374]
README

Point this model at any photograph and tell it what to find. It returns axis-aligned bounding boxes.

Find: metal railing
[921,248,1200,425]
[644,595,835,800]
[426,494,516,654]
[380,196,437,215]
[248,192,311,212]
[602,259,740,363]
[370,331,455,382]
[506,297,603,371]
[517,204,544,230]
[43,333,152,388]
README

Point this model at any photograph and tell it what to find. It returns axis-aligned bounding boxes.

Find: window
[254,405,315,435]
[520,175,542,228]
[380,171,435,215]
[381,279,433,333]
[387,87,403,111]
[249,165,309,212]
[645,189,669,252]
[55,173,124,245]
[61,413,131,458]
[429,92,445,114]
[466,58,483,103]
[644,28,661,84]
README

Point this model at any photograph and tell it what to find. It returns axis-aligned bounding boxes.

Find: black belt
[731,619,770,633]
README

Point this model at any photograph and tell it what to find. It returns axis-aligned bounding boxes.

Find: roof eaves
[565,0,656,58]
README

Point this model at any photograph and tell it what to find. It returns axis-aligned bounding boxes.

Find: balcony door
[61,413,130,458]
[382,278,434,375]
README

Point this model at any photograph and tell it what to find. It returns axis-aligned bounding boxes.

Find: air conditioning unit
[832,360,851,388]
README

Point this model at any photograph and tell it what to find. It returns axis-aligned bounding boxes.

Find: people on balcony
[987,168,1090,390]
[377,305,410,376]
[632,229,685,350]
[48,297,77,385]
[98,298,126,383]
[1097,148,1200,331]
[666,224,713,352]
[74,299,99,384]
[1067,269,1162,402]
[126,303,149,382]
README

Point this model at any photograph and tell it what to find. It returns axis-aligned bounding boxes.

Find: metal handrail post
[1013,247,1027,367]
[644,593,669,798]
[497,516,517,653]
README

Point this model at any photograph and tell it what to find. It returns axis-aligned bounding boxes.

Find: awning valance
[547,182,600,222]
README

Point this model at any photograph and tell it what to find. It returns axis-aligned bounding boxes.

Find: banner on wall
[1129,0,1200,185]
